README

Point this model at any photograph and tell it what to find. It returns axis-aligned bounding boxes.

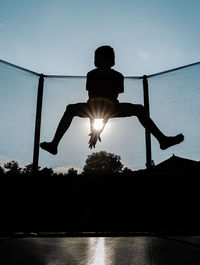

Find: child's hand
[88,131,101,149]
[88,118,108,148]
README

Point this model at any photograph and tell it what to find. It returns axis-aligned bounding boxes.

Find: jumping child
[40,46,184,154]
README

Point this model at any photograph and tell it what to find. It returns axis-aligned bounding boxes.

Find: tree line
[0,151,133,177]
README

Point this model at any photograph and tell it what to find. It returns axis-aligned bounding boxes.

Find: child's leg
[114,103,184,149]
[40,103,89,154]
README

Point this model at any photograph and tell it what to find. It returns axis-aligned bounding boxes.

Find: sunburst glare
[93,119,103,131]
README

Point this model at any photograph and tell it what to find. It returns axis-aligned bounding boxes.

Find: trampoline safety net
[0,59,200,172]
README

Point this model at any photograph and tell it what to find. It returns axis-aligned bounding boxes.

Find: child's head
[94,46,115,68]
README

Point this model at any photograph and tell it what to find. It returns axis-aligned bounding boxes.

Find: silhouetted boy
[40,46,184,154]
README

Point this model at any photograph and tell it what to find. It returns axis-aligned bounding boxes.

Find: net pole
[143,75,152,169]
[32,74,44,173]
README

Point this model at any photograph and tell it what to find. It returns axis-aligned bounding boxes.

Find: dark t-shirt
[86,68,124,102]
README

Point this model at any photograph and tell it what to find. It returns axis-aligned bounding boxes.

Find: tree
[0,165,4,175]
[83,151,123,174]
[4,160,22,175]
[67,168,78,176]
[39,167,54,176]
[22,164,33,175]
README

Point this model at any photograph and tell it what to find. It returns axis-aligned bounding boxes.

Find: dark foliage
[0,155,200,233]
[4,160,22,175]
[83,151,123,174]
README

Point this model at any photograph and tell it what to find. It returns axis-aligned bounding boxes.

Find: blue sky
[0,0,200,171]
[0,0,200,75]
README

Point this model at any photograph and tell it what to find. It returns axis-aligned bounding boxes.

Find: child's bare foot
[40,142,58,155]
[160,134,184,150]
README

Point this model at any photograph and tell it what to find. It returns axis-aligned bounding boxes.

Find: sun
[93,119,103,131]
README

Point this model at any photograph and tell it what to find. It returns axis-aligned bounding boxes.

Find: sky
[0,0,200,76]
[0,0,200,172]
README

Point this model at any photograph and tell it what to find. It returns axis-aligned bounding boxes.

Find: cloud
[53,165,83,174]
[137,50,151,60]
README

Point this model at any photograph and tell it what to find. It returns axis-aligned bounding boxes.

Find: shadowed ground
[0,236,200,265]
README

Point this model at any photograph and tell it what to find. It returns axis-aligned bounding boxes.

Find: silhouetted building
[154,154,199,172]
